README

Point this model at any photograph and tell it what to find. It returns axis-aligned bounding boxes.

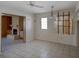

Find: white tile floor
[1,39,79,58]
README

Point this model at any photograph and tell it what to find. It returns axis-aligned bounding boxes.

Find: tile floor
[1,39,79,58]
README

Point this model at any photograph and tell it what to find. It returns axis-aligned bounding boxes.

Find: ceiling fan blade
[33,4,44,8]
[26,1,44,8]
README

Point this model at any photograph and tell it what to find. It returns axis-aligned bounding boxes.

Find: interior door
[2,16,8,37]
[1,16,12,37]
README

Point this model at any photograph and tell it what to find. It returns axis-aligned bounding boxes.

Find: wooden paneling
[1,16,12,37]
[19,16,24,31]
[2,16,7,37]
[19,16,24,39]
[77,21,79,47]
[7,16,12,30]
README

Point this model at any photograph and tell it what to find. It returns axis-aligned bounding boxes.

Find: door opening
[1,13,26,52]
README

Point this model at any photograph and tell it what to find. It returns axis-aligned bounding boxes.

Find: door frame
[1,13,26,52]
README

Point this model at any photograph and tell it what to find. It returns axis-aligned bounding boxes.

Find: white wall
[75,2,79,47]
[26,15,34,42]
[12,16,19,35]
[34,9,77,46]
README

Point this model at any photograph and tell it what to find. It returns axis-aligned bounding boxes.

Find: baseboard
[35,38,78,48]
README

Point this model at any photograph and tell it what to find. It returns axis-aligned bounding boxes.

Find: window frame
[41,17,48,30]
[57,11,72,35]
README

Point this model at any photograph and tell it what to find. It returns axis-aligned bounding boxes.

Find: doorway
[1,14,26,52]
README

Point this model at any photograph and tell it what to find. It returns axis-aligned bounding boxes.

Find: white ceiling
[0,1,78,14]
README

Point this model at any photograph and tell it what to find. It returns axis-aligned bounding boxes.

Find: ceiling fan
[27,1,44,8]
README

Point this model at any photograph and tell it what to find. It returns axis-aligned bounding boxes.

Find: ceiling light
[49,6,55,21]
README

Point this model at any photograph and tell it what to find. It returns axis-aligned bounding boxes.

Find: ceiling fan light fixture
[28,1,44,8]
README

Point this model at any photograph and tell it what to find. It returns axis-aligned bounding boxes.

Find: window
[55,11,72,35]
[41,18,47,29]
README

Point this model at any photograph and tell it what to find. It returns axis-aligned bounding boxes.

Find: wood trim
[63,12,64,34]
[68,11,70,34]
[58,12,59,34]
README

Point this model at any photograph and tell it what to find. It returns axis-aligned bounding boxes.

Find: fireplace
[13,29,17,35]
